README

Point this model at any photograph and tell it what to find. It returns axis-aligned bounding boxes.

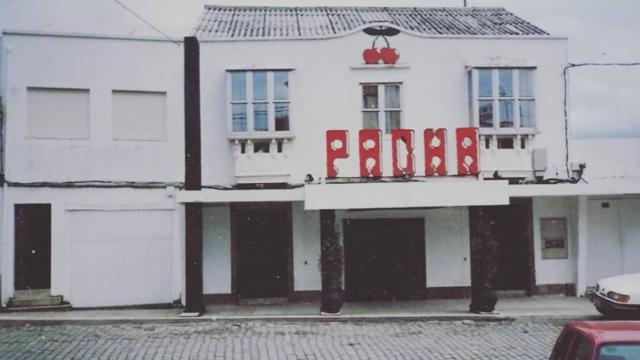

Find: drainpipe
[183,36,204,315]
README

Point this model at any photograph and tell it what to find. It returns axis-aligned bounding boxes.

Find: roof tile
[194,5,549,40]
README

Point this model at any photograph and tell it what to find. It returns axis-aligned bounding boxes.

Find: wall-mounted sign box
[540,217,568,259]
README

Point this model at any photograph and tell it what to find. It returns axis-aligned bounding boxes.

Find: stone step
[4,303,71,312]
[8,295,65,308]
[13,289,53,301]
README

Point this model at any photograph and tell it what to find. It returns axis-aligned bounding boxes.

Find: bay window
[472,68,536,130]
[470,68,536,151]
[229,70,290,133]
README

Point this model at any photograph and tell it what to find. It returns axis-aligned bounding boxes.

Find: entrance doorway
[15,204,51,290]
[344,218,425,301]
[470,200,533,293]
[233,204,292,301]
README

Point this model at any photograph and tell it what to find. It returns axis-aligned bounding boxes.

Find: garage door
[587,199,640,287]
[69,209,174,307]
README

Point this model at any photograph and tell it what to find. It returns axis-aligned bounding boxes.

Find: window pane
[499,100,514,127]
[478,69,492,97]
[385,84,401,108]
[253,71,267,100]
[599,344,640,359]
[362,85,378,109]
[232,103,247,132]
[499,69,513,97]
[275,103,289,131]
[385,111,401,134]
[519,69,534,97]
[253,103,268,131]
[274,71,289,100]
[520,100,535,128]
[479,100,493,127]
[363,112,378,129]
[231,72,246,101]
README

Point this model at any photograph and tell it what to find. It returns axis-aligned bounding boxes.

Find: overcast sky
[2,0,639,138]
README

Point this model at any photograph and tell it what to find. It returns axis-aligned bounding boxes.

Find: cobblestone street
[0,319,564,359]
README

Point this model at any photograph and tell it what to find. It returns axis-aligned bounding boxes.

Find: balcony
[479,129,537,179]
[228,133,294,183]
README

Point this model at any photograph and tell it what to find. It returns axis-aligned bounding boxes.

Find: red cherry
[380,47,400,64]
[363,48,381,64]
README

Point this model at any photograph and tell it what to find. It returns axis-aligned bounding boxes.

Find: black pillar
[320,209,337,290]
[469,206,499,313]
[184,36,204,314]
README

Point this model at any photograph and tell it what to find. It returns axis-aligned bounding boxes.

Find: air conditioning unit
[532,148,547,179]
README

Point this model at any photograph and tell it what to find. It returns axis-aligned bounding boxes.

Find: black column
[320,209,336,290]
[469,206,499,313]
[184,36,204,314]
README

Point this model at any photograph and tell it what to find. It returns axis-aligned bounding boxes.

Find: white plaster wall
[335,207,471,289]
[2,34,183,182]
[202,205,231,294]
[200,34,568,185]
[572,138,640,180]
[292,202,321,291]
[532,197,578,285]
[0,187,180,306]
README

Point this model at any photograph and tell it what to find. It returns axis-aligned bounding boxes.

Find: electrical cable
[110,0,181,45]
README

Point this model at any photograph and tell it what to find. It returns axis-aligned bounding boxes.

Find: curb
[0,318,213,326]
[0,313,602,325]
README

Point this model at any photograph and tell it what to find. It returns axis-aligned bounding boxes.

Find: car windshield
[598,343,640,360]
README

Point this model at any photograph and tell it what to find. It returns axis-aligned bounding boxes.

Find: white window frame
[360,82,403,134]
[469,67,536,131]
[227,70,292,135]
[469,67,537,150]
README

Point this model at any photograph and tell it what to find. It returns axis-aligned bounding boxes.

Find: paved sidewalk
[0,296,600,323]
[0,318,566,359]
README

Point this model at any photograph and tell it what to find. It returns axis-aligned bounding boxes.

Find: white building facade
[0,5,639,309]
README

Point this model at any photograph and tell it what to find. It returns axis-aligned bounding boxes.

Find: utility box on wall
[540,217,568,259]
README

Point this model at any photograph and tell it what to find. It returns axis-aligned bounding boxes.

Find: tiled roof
[194,5,549,40]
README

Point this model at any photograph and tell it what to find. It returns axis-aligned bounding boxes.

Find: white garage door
[69,209,174,307]
[587,199,640,287]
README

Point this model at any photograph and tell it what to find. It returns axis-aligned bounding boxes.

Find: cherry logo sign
[362,26,401,65]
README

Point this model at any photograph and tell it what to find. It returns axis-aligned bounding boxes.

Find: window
[112,90,167,141]
[472,68,535,129]
[26,87,90,139]
[229,70,290,133]
[361,83,402,134]
[598,344,640,359]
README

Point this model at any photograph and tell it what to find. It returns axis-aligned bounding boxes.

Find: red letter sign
[456,127,480,175]
[424,128,447,176]
[326,130,349,178]
[359,129,382,177]
[391,129,415,177]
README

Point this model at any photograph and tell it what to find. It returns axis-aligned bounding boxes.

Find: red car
[550,321,640,359]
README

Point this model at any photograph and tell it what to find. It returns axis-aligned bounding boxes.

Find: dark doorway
[233,204,291,300]
[471,200,533,292]
[15,204,51,290]
[344,218,425,301]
